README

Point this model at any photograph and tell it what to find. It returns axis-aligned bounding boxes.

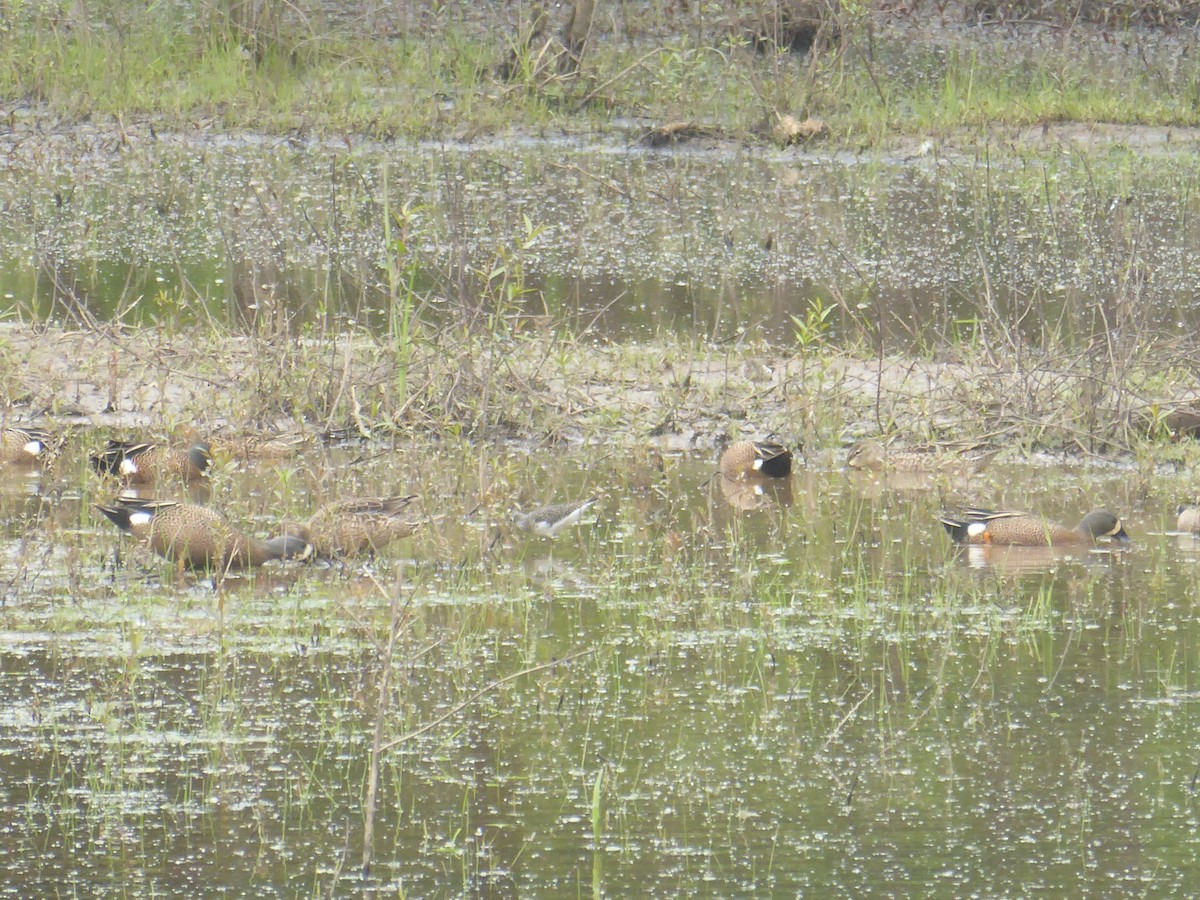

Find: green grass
[0,4,1198,143]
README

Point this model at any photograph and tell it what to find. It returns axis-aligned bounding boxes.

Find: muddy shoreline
[5,106,1200,159]
[3,321,1187,462]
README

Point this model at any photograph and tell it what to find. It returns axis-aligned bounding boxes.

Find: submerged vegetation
[4,134,1200,458]
[2,2,1198,461]
[4,2,1200,896]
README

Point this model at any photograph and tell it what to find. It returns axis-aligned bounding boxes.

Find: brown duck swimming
[91,440,212,483]
[1176,504,1200,533]
[1,426,55,464]
[940,508,1130,547]
[286,496,421,558]
[96,497,311,572]
[846,439,993,474]
[213,432,311,463]
[719,440,793,480]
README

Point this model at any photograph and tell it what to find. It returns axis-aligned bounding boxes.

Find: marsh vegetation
[4,1,1200,895]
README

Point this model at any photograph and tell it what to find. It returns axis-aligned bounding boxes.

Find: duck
[286,496,421,558]
[1176,504,1200,533]
[514,498,597,537]
[95,497,311,572]
[1,426,55,464]
[846,439,993,473]
[91,439,212,483]
[939,508,1130,547]
[719,440,793,480]
[214,432,311,463]
[173,426,311,464]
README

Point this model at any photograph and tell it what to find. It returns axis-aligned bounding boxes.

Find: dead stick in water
[573,48,660,111]
[381,647,594,750]
[361,591,412,880]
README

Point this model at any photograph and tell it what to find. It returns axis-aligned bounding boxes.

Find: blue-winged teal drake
[96,497,311,572]
[286,496,420,558]
[91,440,212,483]
[846,439,993,474]
[940,508,1130,547]
[1176,505,1200,533]
[1,426,54,464]
[514,498,597,537]
[719,440,793,480]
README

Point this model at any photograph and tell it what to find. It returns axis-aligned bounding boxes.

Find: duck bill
[1110,527,1132,544]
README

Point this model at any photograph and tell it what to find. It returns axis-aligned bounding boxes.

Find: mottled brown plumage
[287,496,420,558]
[846,439,994,473]
[1,426,54,464]
[211,431,313,463]
[91,440,212,483]
[96,498,311,572]
[940,508,1130,547]
[719,440,793,480]
[1176,504,1200,533]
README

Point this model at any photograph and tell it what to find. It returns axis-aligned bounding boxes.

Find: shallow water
[2,129,1200,349]
[3,445,1200,894]
[3,69,1200,891]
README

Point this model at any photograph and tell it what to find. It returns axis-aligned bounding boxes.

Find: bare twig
[382,647,594,750]
[573,47,661,111]
[361,591,412,880]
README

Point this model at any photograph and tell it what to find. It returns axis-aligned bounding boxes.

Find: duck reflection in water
[718,475,794,512]
[954,542,1130,575]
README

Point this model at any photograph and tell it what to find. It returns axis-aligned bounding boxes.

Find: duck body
[212,431,312,463]
[1,426,54,464]
[940,508,1130,547]
[847,439,992,473]
[719,440,793,480]
[1176,505,1200,533]
[91,440,212,483]
[289,496,420,558]
[96,498,310,571]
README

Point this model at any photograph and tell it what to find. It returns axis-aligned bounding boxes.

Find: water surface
[2,131,1199,349]
[2,447,1198,894]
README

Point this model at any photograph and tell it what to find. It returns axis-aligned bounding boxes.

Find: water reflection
[2,140,1199,348]
[950,542,1131,575]
[844,467,974,499]
[718,474,794,511]
[203,565,312,596]
[106,480,214,503]
[3,448,1200,894]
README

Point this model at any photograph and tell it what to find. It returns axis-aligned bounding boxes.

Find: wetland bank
[5,1,1200,895]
